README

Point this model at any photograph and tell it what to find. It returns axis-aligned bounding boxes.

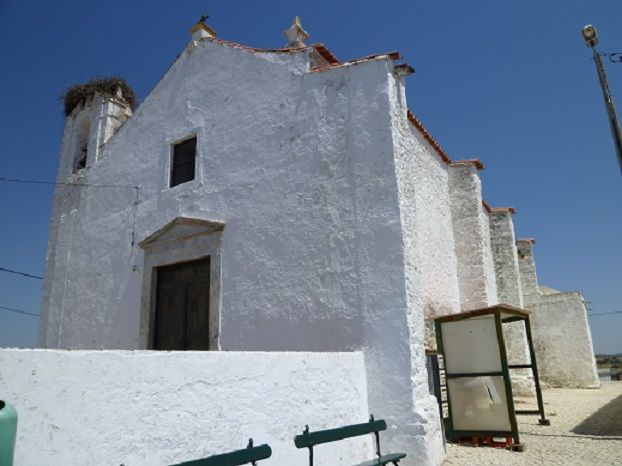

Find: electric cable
[0,267,43,280]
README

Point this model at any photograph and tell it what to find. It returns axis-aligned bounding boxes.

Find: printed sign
[438,369,446,386]
[437,354,445,369]
[441,401,449,419]
[440,386,448,402]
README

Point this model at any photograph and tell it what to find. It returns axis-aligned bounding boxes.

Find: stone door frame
[138,217,224,350]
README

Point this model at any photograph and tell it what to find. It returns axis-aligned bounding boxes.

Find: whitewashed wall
[516,239,540,307]
[531,292,600,388]
[448,163,498,309]
[38,38,444,465]
[488,211,533,396]
[391,97,461,323]
[388,73,457,466]
[0,350,372,466]
[516,240,599,388]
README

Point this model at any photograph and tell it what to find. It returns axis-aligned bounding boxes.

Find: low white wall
[530,293,600,388]
[0,350,372,466]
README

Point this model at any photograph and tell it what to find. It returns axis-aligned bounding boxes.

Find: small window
[170,137,197,187]
[73,119,90,173]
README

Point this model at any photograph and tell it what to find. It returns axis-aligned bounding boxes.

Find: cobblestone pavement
[443,382,622,465]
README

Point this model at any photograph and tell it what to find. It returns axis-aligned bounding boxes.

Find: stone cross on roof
[284,16,309,48]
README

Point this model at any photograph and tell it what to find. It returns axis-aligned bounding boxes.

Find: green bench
[294,415,406,466]
[170,439,272,466]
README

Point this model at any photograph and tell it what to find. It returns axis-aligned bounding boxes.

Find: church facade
[38,19,599,465]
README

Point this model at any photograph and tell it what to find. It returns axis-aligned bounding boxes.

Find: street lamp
[582,24,622,174]
[582,25,598,47]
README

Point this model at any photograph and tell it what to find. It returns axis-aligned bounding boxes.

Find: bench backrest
[171,442,272,466]
[294,419,387,449]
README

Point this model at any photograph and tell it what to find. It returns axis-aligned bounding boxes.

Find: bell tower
[59,78,134,177]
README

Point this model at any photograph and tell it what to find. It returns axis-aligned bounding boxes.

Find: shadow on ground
[572,393,622,437]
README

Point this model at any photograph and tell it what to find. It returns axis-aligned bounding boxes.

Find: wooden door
[153,257,210,350]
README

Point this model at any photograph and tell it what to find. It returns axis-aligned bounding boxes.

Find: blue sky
[0,0,620,353]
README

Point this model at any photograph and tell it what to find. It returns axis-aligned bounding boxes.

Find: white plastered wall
[448,163,498,310]
[529,293,600,388]
[516,239,599,388]
[488,211,534,395]
[516,239,540,307]
[388,72,460,466]
[0,350,371,466]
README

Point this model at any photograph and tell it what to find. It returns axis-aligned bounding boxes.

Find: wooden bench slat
[294,420,388,448]
[170,444,272,466]
[354,452,407,466]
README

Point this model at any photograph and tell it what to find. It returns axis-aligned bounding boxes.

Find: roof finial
[284,16,309,48]
[189,14,217,41]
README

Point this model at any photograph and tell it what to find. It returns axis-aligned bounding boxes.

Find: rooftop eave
[451,158,485,170]
[482,201,516,214]
[407,110,452,165]
[311,51,401,73]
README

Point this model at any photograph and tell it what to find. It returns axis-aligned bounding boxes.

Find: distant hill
[596,354,622,368]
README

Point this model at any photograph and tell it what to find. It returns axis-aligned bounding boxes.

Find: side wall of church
[389,73,460,466]
[516,239,541,307]
[517,240,599,388]
[530,292,600,388]
[489,211,534,395]
[448,164,498,309]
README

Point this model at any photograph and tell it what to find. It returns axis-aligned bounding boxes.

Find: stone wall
[389,72,458,466]
[516,239,599,388]
[488,210,533,395]
[0,350,371,466]
[448,163,498,310]
[530,292,600,388]
[516,239,540,306]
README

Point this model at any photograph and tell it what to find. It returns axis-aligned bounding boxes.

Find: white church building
[1,18,599,466]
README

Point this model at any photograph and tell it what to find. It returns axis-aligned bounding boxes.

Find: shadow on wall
[572,393,622,437]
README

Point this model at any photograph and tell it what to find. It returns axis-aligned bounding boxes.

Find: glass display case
[434,304,549,450]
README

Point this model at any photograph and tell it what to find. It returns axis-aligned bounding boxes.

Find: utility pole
[582,24,622,174]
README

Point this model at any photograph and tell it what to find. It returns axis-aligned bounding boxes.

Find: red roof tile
[312,44,340,64]
[407,110,452,164]
[452,158,484,170]
[491,206,516,214]
[482,201,516,214]
[311,51,401,73]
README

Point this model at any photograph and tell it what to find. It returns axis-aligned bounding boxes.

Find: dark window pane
[170,137,196,187]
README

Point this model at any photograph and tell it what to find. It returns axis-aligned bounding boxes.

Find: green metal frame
[169,439,272,466]
[294,416,406,466]
[434,305,549,448]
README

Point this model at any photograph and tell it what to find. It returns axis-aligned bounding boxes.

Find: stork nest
[62,77,136,116]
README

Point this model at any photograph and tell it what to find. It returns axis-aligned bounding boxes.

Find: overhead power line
[588,310,622,317]
[0,305,40,318]
[0,176,138,190]
[0,175,141,246]
[601,52,622,63]
[0,303,619,320]
[0,267,43,280]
